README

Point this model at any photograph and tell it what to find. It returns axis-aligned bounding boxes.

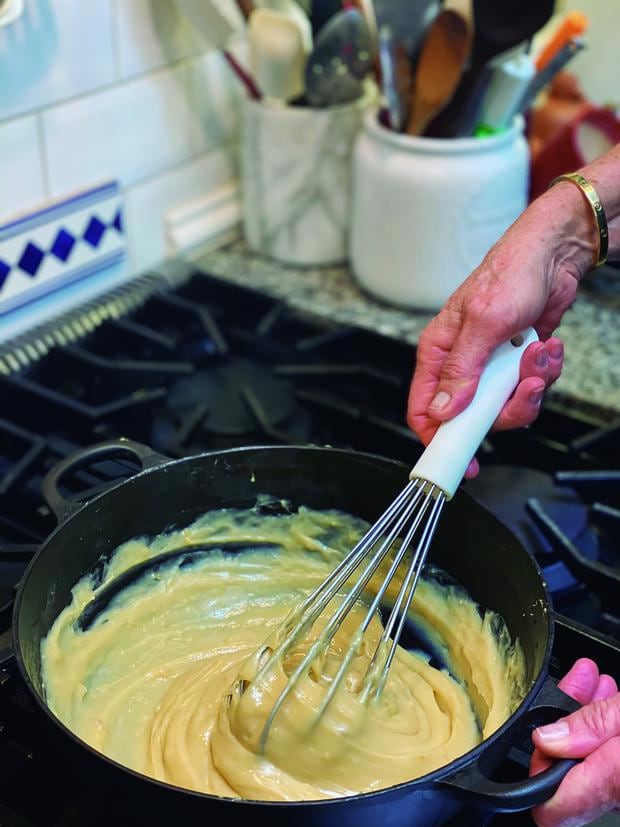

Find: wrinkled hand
[406,189,589,477]
[531,658,620,827]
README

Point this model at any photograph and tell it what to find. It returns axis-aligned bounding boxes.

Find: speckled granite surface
[198,240,620,418]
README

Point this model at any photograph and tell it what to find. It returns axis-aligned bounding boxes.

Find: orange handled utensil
[406,7,473,136]
[535,10,589,72]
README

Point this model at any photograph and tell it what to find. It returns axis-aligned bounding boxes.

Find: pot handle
[42,438,171,523]
[439,676,580,812]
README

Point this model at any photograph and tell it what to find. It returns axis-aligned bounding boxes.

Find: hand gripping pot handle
[410,328,538,498]
[440,677,580,811]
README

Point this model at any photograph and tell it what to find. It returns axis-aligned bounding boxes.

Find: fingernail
[550,342,563,360]
[430,391,451,412]
[536,348,548,369]
[530,389,544,406]
[536,721,570,742]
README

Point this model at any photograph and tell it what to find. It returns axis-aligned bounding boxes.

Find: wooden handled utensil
[406,7,473,136]
[430,0,555,137]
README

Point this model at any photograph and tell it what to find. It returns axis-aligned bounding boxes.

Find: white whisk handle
[410,327,539,498]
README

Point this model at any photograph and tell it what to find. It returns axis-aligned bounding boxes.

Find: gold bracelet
[548,172,608,268]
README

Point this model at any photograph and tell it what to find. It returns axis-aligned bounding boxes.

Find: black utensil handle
[43,438,170,523]
[441,677,580,812]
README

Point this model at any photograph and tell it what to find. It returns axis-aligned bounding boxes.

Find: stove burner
[465,465,588,555]
[152,358,313,454]
[1,264,620,826]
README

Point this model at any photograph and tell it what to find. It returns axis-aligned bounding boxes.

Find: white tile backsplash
[114,0,204,79]
[126,145,237,271]
[186,51,243,155]
[43,64,193,197]
[0,0,116,121]
[0,115,46,222]
[0,1,242,286]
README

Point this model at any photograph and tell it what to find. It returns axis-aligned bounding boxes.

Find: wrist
[533,181,600,281]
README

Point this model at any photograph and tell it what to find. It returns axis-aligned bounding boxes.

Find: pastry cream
[41,503,527,801]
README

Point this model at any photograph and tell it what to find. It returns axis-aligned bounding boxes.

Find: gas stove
[0,260,619,826]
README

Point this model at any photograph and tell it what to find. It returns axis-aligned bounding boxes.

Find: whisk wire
[314,481,438,719]
[247,484,416,706]
[256,480,426,751]
[291,478,420,623]
[245,329,534,754]
[363,489,446,701]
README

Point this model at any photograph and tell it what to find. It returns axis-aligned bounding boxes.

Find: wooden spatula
[406,7,473,136]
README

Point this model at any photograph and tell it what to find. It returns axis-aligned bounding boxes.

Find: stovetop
[0,263,619,826]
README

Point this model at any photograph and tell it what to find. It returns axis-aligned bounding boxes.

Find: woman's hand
[407,181,601,476]
[531,658,620,827]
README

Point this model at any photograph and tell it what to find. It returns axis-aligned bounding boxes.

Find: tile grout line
[125,140,240,194]
[17,104,238,213]
[184,59,195,161]
[120,139,240,271]
[34,112,51,199]
[0,50,216,128]
[109,0,122,82]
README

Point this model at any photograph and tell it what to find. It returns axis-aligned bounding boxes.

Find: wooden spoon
[430,0,556,136]
[406,8,473,136]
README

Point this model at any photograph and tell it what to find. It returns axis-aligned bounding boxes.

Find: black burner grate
[0,263,618,826]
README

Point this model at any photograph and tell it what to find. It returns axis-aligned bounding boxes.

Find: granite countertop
[198,240,620,419]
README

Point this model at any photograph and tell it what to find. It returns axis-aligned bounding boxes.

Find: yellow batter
[41,502,527,801]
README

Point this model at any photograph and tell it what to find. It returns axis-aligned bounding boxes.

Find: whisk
[242,328,538,752]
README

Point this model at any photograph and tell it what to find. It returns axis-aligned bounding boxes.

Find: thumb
[428,320,513,421]
[532,736,620,827]
[533,693,620,758]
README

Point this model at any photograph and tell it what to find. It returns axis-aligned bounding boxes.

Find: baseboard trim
[165,182,242,260]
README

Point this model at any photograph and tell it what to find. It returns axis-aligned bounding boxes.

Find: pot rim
[13,444,554,808]
[363,109,525,155]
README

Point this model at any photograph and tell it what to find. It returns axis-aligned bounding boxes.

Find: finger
[464,457,479,479]
[520,341,552,384]
[545,337,564,386]
[493,377,546,430]
[533,692,620,758]
[408,415,440,449]
[407,309,462,445]
[557,658,600,705]
[426,320,512,422]
[530,746,553,777]
[532,735,620,827]
[530,660,599,778]
[494,336,565,431]
[518,339,564,388]
[592,674,618,701]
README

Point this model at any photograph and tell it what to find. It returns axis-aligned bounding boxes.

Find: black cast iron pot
[13,440,579,827]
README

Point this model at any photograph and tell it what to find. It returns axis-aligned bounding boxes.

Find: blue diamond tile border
[0,181,126,315]
[1,204,125,288]
[84,216,106,248]
[50,228,75,262]
[0,260,10,289]
[18,242,45,277]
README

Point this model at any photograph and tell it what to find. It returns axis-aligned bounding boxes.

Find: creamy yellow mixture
[41,503,526,801]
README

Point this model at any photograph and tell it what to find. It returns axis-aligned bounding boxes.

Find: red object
[223,50,262,100]
[529,106,620,200]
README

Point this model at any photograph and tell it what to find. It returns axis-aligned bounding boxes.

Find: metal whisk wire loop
[253,480,446,753]
[242,328,538,754]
